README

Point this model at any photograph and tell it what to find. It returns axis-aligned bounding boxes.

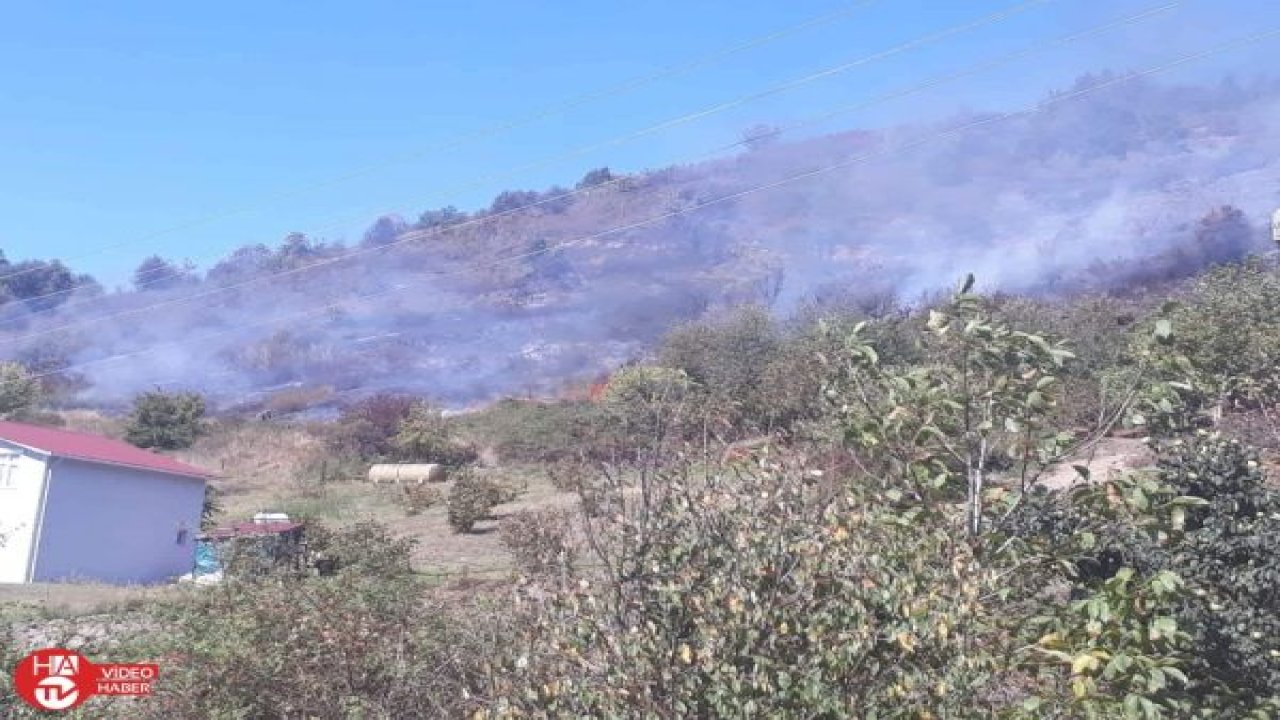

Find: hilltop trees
[0,252,94,311]
[575,166,613,190]
[133,255,196,291]
[362,215,408,247]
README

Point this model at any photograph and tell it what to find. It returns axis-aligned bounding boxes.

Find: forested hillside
[0,72,1276,411]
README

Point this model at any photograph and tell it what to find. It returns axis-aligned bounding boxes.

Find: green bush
[125,523,502,720]
[498,509,576,576]
[447,473,503,533]
[399,483,444,516]
[1006,434,1280,715]
[0,361,42,419]
[459,399,614,463]
[330,393,420,459]
[482,461,1020,717]
[390,403,477,468]
[1156,434,1280,711]
[124,390,207,450]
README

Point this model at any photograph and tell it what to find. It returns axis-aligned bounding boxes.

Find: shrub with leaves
[124,523,503,720]
[447,472,503,533]
[1006,434,1280,715]
[1155,434,1280,712]
[820,276,1076,537]
[544,457,590,492]
[391,403,478,468]
[498,509,576,577]
[124,390,207,450]
[0,361,42,419]
[330,393,420,459]
[400,483,444,515]
[1024,568,1195,718]
[1160,258,1280,412]
[481,458,1025,718]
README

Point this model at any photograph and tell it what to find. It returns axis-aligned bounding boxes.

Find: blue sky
[1,0,1274,286]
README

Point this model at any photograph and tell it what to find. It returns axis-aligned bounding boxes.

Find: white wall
[0,446,49,583]
[32,459,205,585]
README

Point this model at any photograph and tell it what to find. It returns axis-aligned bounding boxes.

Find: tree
[207,243,274,285]
[1,259,80,311]
[821,276,1075,537]
[333,393,422,459]
[391,403,477,468]
[575,167,614,190]
[1192,205,1254,266]
[0,362,42,419]
[362,214,408,247]
[124,390,207,450]
[489,190,541,214]
[659,306,781,434]
[416,205,467,230]
[133,255,195,291]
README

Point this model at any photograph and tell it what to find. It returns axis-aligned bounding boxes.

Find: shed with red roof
[0,420,212,584]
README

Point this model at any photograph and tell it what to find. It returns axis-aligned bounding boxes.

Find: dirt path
[1034,437,1155,490]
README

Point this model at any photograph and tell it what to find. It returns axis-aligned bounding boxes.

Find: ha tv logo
[12,647,159,711]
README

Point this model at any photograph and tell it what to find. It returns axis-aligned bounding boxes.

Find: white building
[0,420,211,585]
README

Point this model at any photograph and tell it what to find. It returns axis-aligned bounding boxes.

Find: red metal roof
[0,420,212,479]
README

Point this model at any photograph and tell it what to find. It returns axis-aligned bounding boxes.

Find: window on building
[0,454,17,490]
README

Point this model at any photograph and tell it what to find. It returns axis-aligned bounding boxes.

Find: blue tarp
[194,540,221,576]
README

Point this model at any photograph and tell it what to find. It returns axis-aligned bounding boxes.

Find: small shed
[197,516,306,578]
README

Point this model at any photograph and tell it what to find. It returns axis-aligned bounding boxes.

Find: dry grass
[57,409,126,438]
[174,420,332,518]
[0,582,176,619]
[177,419,583,573]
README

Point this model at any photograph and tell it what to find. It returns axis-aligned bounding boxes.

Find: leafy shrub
[498,509,576,576]
[544,457,590,492]
[305,521,418,579]
[1141,258,1280,414]
[125,524,503,719]
[1155,434,1280,710]
[124,390,207,450]
[1006,434,1280,715]
[400,483,444,516]
[447,473,503,533]
[482,460,1020,717]
[0,361,42,419]
[331,393,421,459]
[459,399,615,463]
[390,403,477,468]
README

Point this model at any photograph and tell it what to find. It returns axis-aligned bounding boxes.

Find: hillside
[0,72,1277,411]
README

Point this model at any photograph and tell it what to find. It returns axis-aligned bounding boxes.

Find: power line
[0,0,1059,335]
[0,0,878,288]
[10,25,1272,393]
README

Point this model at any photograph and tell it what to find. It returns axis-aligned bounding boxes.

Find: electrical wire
[8,26,1272,394]
[0,0,879,287]
[0,0,1071,333]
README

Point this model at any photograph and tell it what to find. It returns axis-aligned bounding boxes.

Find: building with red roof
[0,420,212,584]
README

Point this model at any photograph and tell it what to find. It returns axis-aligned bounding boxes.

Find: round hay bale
[367,464,446,484]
